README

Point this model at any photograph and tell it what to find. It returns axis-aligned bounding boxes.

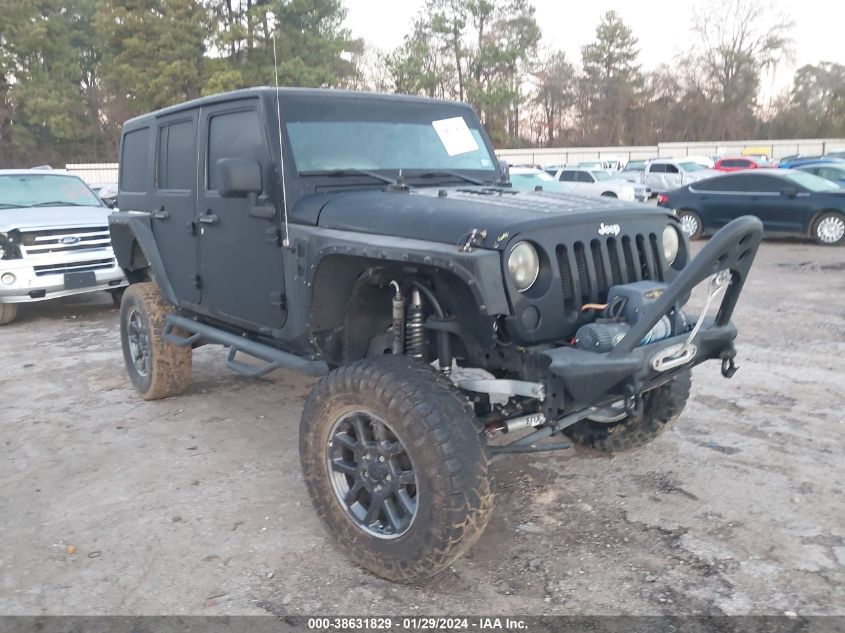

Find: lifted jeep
[109,88,762,582]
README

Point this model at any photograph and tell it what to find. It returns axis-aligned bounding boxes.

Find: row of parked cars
[507,151,845,246]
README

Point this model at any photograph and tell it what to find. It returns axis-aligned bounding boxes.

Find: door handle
[152,207,169,220]
[198,214,219,225]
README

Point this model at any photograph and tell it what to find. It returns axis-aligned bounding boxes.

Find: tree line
[1,0,843,168]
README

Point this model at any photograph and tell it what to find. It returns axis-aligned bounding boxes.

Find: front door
[152,112,201,304]
[197,99,286,330]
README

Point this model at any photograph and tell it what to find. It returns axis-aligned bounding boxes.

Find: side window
[745,175,782,193]
[120,127,150,192]
[559,171,577,182]
[721,159,741,168]
[649,164,665,173]
[578,172,594,183]
[664,164,679,174]
[693,174,747,192]
[207,108,266,191]
[157,119,195,190]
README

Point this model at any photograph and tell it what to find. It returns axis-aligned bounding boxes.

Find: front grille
[20,227,111,257]
[555,233,664,313]
[33,258,115,277]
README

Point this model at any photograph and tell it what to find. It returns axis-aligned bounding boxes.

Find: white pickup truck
[643,158,719,193]
[0,169,127,325]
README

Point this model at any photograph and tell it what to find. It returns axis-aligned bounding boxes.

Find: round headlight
[663,225,680,265]
[507,241,540,292]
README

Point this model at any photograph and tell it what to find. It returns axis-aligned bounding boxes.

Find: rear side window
[692,175,747,192]
[559,171,577,182]
[157,119,195,190]
[649,164,665,173]
[120,127,150,192]
[577,171,594,183]
[207,108,266,191]
[745,174,782,193]
[721,159,745,168]
[664,164,679,174]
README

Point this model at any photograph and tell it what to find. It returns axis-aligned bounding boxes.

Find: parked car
[794,161,845,186]
[553,167,647,201]
[683,155,716,169]
[0,169,127,324]
[778,155,831,169]
[90,182,118,208]
[508,166,572,193]
[825,149,845,159]
[109,86,763,582]
[714,157,766,172]
[657,170,845,245]
[643,158,720,193]
[741,146,771,162]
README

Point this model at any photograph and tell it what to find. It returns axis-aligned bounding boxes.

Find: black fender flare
[108,211,179,306]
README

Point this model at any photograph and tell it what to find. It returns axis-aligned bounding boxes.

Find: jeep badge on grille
[598,222,621,236]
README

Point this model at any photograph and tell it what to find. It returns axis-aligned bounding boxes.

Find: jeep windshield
[284,96,499,184]
[0,174,103,209]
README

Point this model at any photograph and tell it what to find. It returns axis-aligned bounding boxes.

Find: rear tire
[300,356,493,583]
[119,282,192,400]
[812,211,845,245]
[601,191,617,198]
[0,302,18,325]
[566,370,691,452]
[677,210,704,240]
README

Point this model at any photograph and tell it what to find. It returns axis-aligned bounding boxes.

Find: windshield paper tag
[432,117,479,156]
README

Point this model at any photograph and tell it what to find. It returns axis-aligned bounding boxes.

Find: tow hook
[720,351,738,378]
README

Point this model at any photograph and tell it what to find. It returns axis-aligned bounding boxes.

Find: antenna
[272,34,290,247]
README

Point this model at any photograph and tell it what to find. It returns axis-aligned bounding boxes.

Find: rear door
[152,112,201,305]
[743,174,804,232]
[196,99,286,330]
[691,174,748,229]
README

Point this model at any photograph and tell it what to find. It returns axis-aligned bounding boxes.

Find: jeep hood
[297,187,671,251]
[0,205,113,232]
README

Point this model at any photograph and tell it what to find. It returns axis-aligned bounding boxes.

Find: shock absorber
[390,281,405,355]
[405,288,426,358]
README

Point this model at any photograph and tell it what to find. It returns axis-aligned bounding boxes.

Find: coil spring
[405,303,426,358]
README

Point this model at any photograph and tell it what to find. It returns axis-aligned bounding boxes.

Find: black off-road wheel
[300,356,493,583]
[0,302,18,325]
[566,370,691,452]
[677,210,704,240]
[119,282,192,400]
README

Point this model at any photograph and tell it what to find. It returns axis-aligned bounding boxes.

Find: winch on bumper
[508,216,763,435]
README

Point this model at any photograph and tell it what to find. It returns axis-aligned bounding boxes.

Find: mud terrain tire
[300,356,493,582]
[566,370,691,452]
[119,282,192,400]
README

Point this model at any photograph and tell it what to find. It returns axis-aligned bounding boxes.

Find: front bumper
[533,216,764,415]
[0,256,126,303]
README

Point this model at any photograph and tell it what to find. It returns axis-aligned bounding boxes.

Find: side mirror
[780,186,797,198]
[498,159,511,185]
[216,158,262,197]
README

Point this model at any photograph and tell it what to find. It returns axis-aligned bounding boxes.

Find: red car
[715,157,765,171]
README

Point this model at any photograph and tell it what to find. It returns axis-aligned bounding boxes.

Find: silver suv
[0,169,127,325]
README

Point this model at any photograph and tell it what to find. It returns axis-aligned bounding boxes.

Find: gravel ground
[0,240,843,616]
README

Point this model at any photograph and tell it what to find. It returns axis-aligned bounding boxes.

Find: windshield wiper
[413,170,488,186]
[29,201,85,207]
[300,169,399,186]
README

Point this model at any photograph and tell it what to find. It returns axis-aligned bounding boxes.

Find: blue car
[794,161,845,187]
[778,156,845,169]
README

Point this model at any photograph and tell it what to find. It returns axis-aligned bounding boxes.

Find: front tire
[119,282,192,400]
[677,210,704,240]
[812,211,845,245]
[566,370,691,452]
[300,356,493,583]
[0,302,18,325]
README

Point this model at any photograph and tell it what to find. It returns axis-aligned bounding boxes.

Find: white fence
[496,138,845,166]
[66,163,118,184]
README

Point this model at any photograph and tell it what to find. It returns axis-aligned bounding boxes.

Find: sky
[342,0,845,102]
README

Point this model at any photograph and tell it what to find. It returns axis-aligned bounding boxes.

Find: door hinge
[269,291,286,310]
[193,275,202,289]
[265,226,282,246]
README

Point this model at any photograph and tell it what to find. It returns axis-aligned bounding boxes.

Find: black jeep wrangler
[109,88,762,582]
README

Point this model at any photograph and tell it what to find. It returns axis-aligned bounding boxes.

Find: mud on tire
[119,282,192,400]
[300,356,493,583]
[566,370,692,452]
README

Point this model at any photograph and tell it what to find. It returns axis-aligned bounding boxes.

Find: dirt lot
[1,240,843,616]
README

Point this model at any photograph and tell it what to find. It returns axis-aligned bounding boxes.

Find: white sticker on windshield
[432,117,479,156]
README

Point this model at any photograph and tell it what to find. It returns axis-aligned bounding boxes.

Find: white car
[552,168,648,201]
[643,159,720,193]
